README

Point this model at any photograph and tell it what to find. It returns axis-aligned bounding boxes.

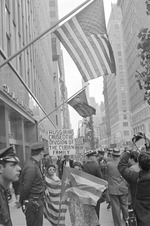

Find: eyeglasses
[48,168,55,171]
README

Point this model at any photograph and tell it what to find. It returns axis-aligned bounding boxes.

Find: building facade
[103,4,132,148]
[117,0,150,146]
[0,0,69,165]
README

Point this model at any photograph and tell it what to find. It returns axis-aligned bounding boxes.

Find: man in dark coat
[83,150,103,222]
[97,149,111,209]
[107,148,128,226]
[61,154,74,177]
[118,149,150,226]
[19,142,45,226]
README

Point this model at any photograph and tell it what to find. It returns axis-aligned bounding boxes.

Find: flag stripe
[99,35,115,72]
[45,201,67,214]
[44,202,66,225]
[69,167,108,186]
[68,18,99,79]
[62,187,100,206]
[44,177,68,226]
[89,35,108,75]
[62,21,94,80]
[71,173,107,189]
[72,17,105,77]
[91,35,111,74]
[54,28,91,81]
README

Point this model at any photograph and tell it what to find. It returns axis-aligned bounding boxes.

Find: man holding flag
[60,159,107,225]
[83,151,104,220]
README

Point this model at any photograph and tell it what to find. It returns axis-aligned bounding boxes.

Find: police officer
[19,142,45,226]
[0,146,21,226]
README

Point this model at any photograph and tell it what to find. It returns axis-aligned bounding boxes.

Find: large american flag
[54,0,116,82]
[44,176,68,226]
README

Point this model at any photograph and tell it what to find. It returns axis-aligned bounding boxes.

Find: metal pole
[0,0,92,69]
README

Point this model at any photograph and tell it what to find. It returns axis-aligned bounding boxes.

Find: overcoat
[118,152,150,226]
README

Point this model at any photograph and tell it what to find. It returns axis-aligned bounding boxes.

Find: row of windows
[123,122,128,127]
[122,0,137,35]
[133,124,145,135]
[110,114,119,126]
[0,0,55,114]
[124,130,129,136]
[132,107,150,125]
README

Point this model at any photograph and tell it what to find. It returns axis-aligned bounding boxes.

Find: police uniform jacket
[107,157,128,195]
[0,184,12,226]
[19,157,45,204]
[118,152,150,226]
[83,160,103,179]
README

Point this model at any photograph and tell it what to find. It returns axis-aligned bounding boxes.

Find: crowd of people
[1,133,150,226]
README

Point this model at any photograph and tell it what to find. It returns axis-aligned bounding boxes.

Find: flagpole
[0,0,93,69]
[136,70,143,78]
[58,201,62,226]
[38,84,89,124]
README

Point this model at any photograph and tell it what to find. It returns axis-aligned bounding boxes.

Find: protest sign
[49,129,75,156]
[75,137,84,154]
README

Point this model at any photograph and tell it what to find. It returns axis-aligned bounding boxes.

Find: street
[9,195,124,226]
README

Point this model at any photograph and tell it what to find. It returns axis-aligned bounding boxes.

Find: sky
[58,0,117,136]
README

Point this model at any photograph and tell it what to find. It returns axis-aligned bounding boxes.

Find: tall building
[117,0,150,144]
[0,0,69,165]
[49,0,70,129]
[103,4,132,148]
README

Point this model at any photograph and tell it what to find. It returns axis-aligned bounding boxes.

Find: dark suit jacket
[118,152,150,225]
[83,160,103,179]
[61,159,74,172]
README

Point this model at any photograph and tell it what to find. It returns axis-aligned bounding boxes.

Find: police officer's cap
[30,141,45,152]
[108,148,113,152]
[112,148,121,157]
[98,149,105,155]
[86,150,97,157]
[0,146,19,163]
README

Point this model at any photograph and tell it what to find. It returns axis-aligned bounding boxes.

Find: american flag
[54,0,116,82]
[44,176,68,226]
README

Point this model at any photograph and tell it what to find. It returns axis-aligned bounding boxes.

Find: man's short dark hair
[138,152,150,171]
[31,149,43,156]
[0,160,6,167]
[30,142,44,156]
[130,151,139,163]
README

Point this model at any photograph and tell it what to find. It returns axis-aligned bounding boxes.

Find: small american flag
[44,176,68,226]
[54,0,116,82]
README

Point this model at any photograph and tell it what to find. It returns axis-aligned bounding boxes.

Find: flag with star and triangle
[61,166,108,206]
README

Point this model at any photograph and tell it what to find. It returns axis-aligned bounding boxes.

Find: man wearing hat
[83,150,103,222]
[19,141,45,226]
[97,149,111,210]
[61,154,74,178]
[118,148,150,225]
[106,148,113,161]
[0,146,21,226]
[106,148,129,226]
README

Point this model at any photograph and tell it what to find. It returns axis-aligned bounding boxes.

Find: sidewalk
[10,198,114,226]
